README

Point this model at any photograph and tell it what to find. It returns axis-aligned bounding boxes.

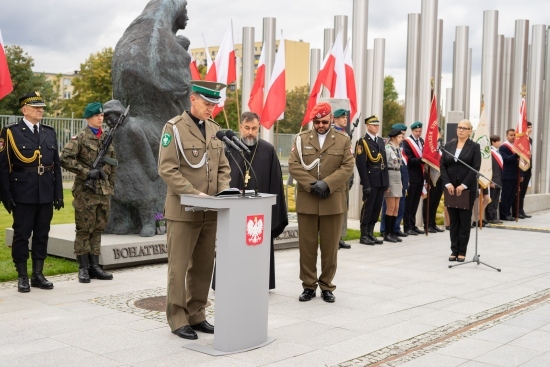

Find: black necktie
[33,125,39,139]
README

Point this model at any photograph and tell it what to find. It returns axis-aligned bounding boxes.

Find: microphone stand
[225,147,247,197]
[440,146,502,272]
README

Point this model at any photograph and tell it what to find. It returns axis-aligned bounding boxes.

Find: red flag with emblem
[514,96,531,171]
[422,93,440,184]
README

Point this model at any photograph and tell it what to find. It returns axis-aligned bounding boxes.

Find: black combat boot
[88,255,113,280]
[77,255,90,283]
[359,225,375,245]
[368,224,383,244]
[30,260,54,289]
[15,262,30,293]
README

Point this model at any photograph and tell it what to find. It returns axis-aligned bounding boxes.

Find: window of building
[63,78,71,86]
[63,92,71,99]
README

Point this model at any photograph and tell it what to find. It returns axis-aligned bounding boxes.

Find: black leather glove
[54,198,64,211]
[88,167,107,180]
[310,180,329,198]
[2,198,16,214]
[349,174,354,190]
[362,187,371,201]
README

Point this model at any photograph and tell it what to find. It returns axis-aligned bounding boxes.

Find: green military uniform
[60,126,116,255]
[158,111,231,332]
[288,127,354,293]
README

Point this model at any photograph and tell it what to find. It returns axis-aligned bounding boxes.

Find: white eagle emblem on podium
[246,215,264,246]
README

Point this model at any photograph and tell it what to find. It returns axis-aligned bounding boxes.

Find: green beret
[191,80,226,103]
[333,109,348,118]
[388,128,402,138]
[365,115,380,125]
[411,121,423,130]
[392,123,407,131]
[83,102,103,118]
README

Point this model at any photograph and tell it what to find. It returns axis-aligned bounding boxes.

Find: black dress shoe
[490,219,503,224]
[427,227,437,233]
[433,226,444,232]
[405,229,418,236]
[457,255,465,262]
[394,230,409,237]
[18,277,30,293]
[521,212,532,218]
[190,320,214,334]
[383,234,397,243]
[359,235,375,245]
[321,290,335,303]
[338,240,351,249]
[504,216,515,221]
[445,226,450,231]
[172,325,198,340]
[30,274,54,290]
[368,234,383,244]
[299,288,316,301]
[518,214,526,219]
[413,227,424,234]
[392,234,403,242]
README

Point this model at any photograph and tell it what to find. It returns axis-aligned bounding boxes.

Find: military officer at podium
[289,102,354,303]
[355,115,389,245]
[158,81,231,340]
[0,92,64,293]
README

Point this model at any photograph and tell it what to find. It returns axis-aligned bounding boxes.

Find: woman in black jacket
[440,120,481,262]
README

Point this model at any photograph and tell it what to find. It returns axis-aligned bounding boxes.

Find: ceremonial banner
[472,106,492,188]
[514,96,531,171]
[188,50,201,81]
[421,93,440,185]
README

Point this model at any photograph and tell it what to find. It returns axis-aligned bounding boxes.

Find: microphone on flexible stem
[216,130,242,153]
[225,130,251,154]
[216,131,246,195]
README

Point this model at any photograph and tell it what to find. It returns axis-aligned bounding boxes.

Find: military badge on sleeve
[0,138,5,152]
[356,144,363,155]
[161,133,172,147]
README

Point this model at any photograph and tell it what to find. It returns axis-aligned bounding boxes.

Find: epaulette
[168,115,183,125]
[41,124,54,130]
[206,117,220,127]
[333,129,348,137]
[297,130,311,136]
[2,122,17,129]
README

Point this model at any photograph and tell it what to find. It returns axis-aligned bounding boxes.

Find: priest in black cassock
[212,111,288,290]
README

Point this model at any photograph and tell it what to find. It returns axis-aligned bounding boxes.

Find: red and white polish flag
[0,29,13,100]
[248,42,266,116]
[260,34,286,129]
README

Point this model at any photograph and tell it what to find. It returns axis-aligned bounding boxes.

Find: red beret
[310,102,332,120]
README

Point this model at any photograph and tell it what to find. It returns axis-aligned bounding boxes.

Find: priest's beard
[242,136,257,146]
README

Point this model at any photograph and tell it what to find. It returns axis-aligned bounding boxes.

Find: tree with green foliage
[0,45,55,115]
[61,48,113,117]
[277,85,309,134]
[382,75,405,136]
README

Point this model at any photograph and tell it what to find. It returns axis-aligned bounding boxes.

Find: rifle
[84,105,130,193]
[349,112,361,138]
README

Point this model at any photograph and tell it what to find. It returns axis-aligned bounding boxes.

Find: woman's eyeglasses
[457,126,471,131]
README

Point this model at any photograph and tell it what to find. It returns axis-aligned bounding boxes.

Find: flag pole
[425,78,435,236]
[235,85,241,120]
[222,107,230,129]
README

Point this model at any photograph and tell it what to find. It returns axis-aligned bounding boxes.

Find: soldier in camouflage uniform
[60,102,116,283]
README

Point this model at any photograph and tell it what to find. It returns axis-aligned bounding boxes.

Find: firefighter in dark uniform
[289,102,354,303]
[158,81,231,340]
[355,115,389,245]
[0,92,64,293]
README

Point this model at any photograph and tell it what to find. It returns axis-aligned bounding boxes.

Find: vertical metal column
[334,15,348,48]
[322,29,335,98]
[241,27,255,114]
[541,29,550,193]
[501,37,515,136]
[372,39,385,131]
[405,14,421,127]
[365,49,374,121]
[418,0,438,139]
[465,48,472,119]
[261,18,276,144]
[509,20,529,130]
[452,26,469,116]
[493,35,504,136]
[480,10,498,128]
[445,88,453,119]
[349,0,369,219]
[308,48,321,130]
[434,19,443,112]
[527,25,546,194]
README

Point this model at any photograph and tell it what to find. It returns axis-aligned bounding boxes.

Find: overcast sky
[1,0,548,120]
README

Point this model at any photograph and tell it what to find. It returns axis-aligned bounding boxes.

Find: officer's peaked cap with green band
[191,80,227,103]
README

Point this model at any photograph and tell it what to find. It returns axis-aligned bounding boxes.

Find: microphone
[215,131,242,153]
[225,130,251,154]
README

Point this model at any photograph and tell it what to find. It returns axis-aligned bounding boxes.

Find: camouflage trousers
[72,190,111,256]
